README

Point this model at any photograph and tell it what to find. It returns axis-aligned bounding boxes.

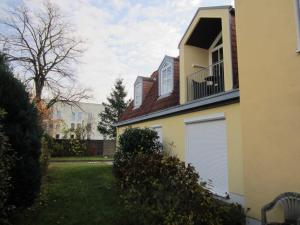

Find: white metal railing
[187,61,224,102]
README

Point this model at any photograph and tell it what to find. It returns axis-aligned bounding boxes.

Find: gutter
[115,89,240,127]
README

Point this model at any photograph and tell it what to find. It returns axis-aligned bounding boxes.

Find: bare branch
[0,0,89,108]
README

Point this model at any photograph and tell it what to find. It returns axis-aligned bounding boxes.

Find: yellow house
[235,0,300,224]
[115,1,300,224]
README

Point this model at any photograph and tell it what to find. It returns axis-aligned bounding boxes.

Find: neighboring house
[47,102,104,140]
[115,2,300,225]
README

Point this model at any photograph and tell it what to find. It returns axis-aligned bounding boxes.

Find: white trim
[184,112,225,124]
[210,32,222,50]
[295,0,300,52]
[150,124,162,129]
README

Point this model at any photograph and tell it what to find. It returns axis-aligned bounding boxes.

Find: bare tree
[0,1,90,109]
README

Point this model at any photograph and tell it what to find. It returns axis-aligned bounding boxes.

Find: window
[151,125,163,144]
[159,57,173,97]
[70,134,74,139]
[134,78,142,108]
[54,110,61,119]
[87,123,92,132]
[88,113,93,122]
[295,0,300,51]
[55,134,60,139]
[71,112,76,121]
[77,112,82,121]
[77,123,81,129]
[71,123,75,130]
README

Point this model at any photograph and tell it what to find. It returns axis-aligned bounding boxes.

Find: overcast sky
[0,0,233,103]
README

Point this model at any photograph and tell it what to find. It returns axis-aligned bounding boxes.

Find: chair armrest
[261,207,268,225]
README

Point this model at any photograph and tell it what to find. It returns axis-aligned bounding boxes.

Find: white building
[48,102,104,140]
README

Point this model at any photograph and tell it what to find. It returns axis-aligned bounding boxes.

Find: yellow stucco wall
[117,103,244,196]
[179,8,234,104]
[236,0,300,221]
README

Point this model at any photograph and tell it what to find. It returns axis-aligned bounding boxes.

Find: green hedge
[0,111,15,225]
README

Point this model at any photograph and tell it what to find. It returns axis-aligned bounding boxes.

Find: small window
[151,126,163,144]
[71,123,75,130]
[159,58,173,97]
[88,113,93,122]
[77,112,82,121]
[54,110,61,119]
[134,78,142,108]
[87,123,92,132]
[55,134,60,139]
[71,112,76,121]
[77,123,81,129]
[295,0,300,51]
[70,134,74,139]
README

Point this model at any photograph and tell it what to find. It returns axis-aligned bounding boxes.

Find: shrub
[118,127,161,155]
[214,200,245,225]
[115,152,219,225]
[114,127,245,225]
[46,137,88,157]
[0,110,15,225]
[0,54,42,208]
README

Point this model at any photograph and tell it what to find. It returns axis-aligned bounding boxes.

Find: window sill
[133,105,141,110]
[157,93,171,100]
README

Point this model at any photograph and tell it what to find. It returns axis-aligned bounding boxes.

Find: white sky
[0,0,234,103]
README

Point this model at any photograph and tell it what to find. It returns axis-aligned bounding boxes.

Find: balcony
[187,60,224,102]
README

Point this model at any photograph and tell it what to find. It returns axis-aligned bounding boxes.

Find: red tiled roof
[119,57,179,122]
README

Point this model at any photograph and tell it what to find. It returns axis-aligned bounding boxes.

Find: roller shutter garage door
[185,117,229,196]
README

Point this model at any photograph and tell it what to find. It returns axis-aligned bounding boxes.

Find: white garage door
[186,116,229,196]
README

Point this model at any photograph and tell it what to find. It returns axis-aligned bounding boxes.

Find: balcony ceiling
[186,18,222,49]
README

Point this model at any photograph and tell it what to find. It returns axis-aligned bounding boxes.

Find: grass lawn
[50,156,113,162]
[13,162,120,225]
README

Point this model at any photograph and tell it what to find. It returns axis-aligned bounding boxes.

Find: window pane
[159,61,173,96]
[134,82,142,107]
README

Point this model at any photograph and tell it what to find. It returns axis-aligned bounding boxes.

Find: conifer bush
[0,54,42,208]
[0,110,15,225]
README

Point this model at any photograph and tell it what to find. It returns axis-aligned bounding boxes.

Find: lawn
[12,162,120,225]
[50,156,113,162]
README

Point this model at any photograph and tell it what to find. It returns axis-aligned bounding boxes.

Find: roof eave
[115,89,239,127]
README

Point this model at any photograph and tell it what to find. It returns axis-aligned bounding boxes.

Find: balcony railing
[187,61,224,102]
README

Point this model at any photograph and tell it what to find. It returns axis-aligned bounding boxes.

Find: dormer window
[134,78,142,108]
[159,56,174,97]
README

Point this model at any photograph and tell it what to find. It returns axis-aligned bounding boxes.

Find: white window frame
[134,77,143,108]
[295,0,300,52]
[158,56,174,98]
[150,125,163,144]
[209,32,223,66]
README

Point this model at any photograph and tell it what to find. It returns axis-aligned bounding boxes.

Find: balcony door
[209,33,224,93]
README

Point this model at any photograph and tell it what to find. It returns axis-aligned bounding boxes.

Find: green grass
[13,162,120,225]
[50,156,113,162]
